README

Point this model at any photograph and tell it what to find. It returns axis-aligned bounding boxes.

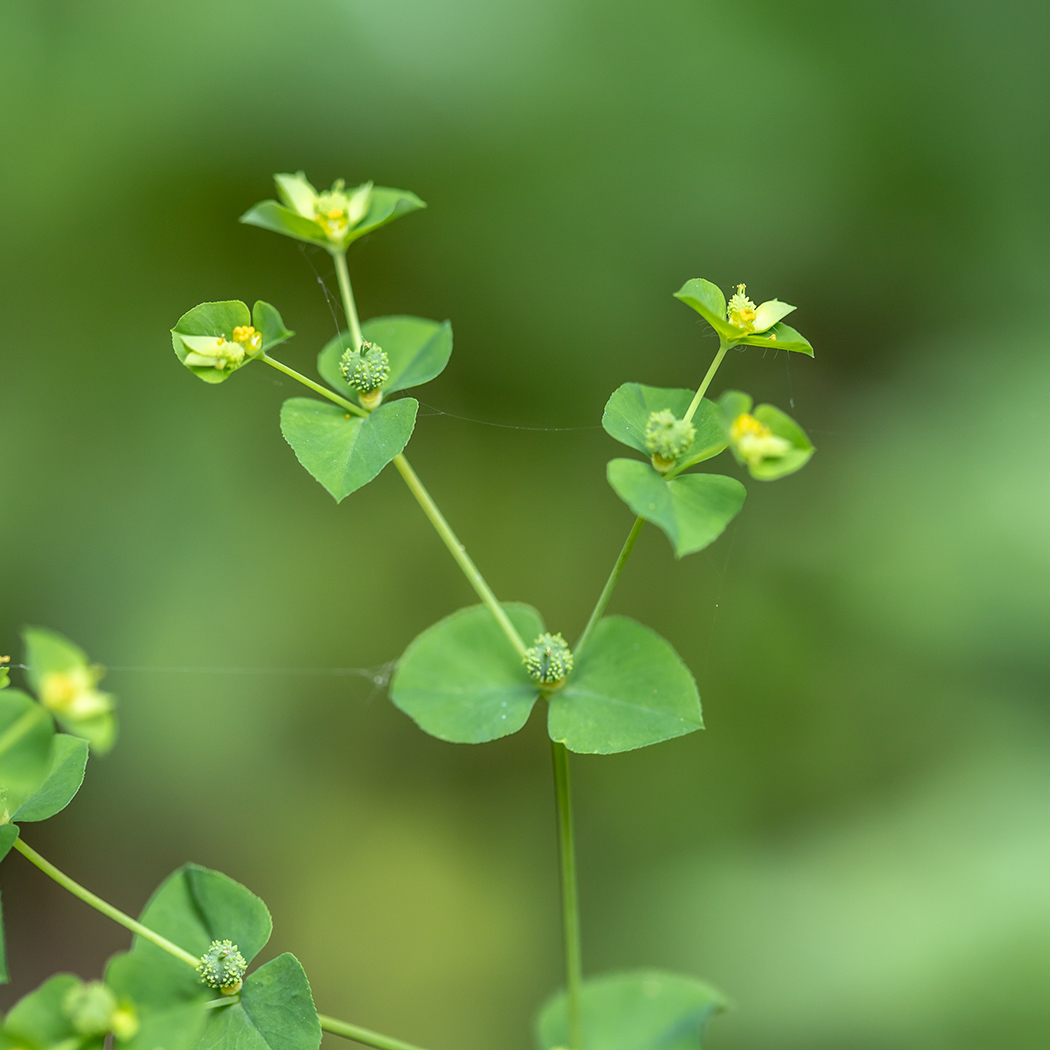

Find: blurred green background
[3,0,1050,1047]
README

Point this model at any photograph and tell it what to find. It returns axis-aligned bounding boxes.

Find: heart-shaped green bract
[279,397,418,502]
[390,603,544,744]
[317,315,453,403]
[199,953,321,1050]
[11,734,89,823]
[717,391,815,480]
[106,864,272,1009]
[602,384,725,468]
[674,279,813,355]
[0,824,19,983]
[536,970,725,1050]
[549,617,702,754]
[674,278,734,341]
[240,186,425,251]
[22,626,116,753]
[0,690,54,814]
[4,974,105,1050]
[171,300,293,385]
[607,460,745,558]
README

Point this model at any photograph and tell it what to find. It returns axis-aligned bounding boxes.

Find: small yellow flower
[726,284,793,335]
[276,173,373,244]
[40,665,113,721]
[729,412,791,466]
[231,325,262,353]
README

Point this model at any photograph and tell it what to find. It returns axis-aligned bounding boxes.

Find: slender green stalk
[0,705,47,759]
[332,252,364,349]
[261,355,367,417]
[393,455,526,657]
[551,742,583,1050]
[575,515,645,656]
[12,838,200,968]
[318,1014,435,1050]
[683,342,730,424]
[260,351,522,655]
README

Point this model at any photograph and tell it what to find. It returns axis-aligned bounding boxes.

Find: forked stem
[551,741,583,1050]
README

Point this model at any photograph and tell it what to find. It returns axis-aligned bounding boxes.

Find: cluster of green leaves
[0,629,119,979]
[1,862,319,1050]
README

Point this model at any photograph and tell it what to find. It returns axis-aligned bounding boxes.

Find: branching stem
[261,355,367,417]
[551,741,583,1050]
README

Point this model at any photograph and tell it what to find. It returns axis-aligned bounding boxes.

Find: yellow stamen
[726,283,758,332]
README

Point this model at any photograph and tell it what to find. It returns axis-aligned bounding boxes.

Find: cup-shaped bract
[241,171,425,251]
[674,278,814,355]
[172,301,292,385]
[718,390,815,480]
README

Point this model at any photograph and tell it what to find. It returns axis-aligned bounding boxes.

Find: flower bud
[523,633,574,687]
[197,939,248,994]
[340,340,391,402]
[644,410,696,472]
[729,412,791,466]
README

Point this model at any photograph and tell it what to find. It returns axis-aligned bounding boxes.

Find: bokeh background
[3,1,1050,1047]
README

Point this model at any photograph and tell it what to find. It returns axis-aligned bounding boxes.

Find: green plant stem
[551,741,584,1050]
[332,252,364,349]
[261,355,367,417]
[318,1014,434,1050]
[575,515,645,656]
[683,342,730,424]
[259,354,523,656]
[11,837,200,968]
[0,705,47,758]
[392,455,526,657]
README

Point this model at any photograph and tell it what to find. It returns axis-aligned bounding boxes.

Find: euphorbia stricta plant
[0,169,814,1050]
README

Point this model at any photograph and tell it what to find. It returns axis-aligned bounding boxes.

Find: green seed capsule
[523,632,574,686]
[340,340,391,396]
[197,939,248,993]
[644,410,695,470]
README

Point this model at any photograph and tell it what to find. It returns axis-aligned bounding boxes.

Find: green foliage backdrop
[2,1,1050,1048]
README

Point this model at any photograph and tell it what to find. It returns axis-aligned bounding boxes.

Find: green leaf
[252,301,294,353]
[738,321,814,356]
[602,385,725,466]
[0,690,55,815]
[5,974,102,1050]
[346,186,426,246]
[749,404,814,480]
[0,824,19,984]
[606,460,745,558]
[673,279,736,341]
[318,316,453,401]
[11,735,89,822]
[239,201,331,249]
[105,864,272,1011]
[536,970,725,1050]
[279,397,417,502]
[171,301,292,385]
[199,953,320,1050]
[549,617,702,754]
[114,1003,205,1050]
[390,604,544,744]
[21,627,117,755]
